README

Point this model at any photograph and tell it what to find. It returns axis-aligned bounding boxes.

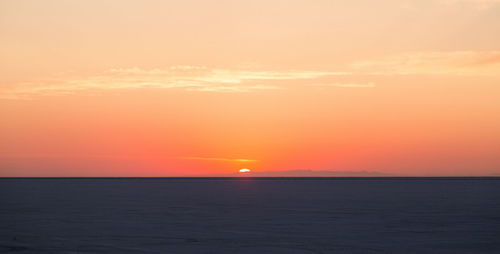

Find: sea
[1,177,500,253]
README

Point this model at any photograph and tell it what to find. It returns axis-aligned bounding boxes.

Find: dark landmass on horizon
[202,169,500,177]
[211,169,390,177]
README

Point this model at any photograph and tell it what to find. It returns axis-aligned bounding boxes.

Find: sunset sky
[1,0,499,176]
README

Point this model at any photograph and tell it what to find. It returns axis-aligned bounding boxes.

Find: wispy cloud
[186,85,282,93]
[0,67,348,100]
[3,51,497,100]
[437,0,500,9]
[352,51,500,76]
[315,82,376,88]
[180,157,258,163]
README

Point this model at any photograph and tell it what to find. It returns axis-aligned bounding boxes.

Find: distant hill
[206,169,391,177]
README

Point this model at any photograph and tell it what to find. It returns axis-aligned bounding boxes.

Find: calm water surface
[1,178,500,253]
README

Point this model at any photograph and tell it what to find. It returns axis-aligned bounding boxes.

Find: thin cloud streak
[0,67,348,100]
[352,51,500,76]
[315,82,376,88]
[0,153,258,163]
[180,157,258,163]
[2,51,499,100]
[437,0,500,9]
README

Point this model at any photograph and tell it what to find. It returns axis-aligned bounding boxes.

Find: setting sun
[239,169,251,173]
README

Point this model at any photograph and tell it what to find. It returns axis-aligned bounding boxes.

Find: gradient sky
[1,0,500,176]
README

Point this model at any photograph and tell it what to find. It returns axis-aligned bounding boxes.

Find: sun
[239,168,251,173]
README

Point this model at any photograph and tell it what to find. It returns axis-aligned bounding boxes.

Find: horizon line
[1,176,500,179]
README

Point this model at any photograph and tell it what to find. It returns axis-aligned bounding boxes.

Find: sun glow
[239,168,251,173]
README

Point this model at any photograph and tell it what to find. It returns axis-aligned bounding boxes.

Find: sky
[1,0,499,176]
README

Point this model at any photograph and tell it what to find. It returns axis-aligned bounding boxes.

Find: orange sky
[1,0,500,176]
